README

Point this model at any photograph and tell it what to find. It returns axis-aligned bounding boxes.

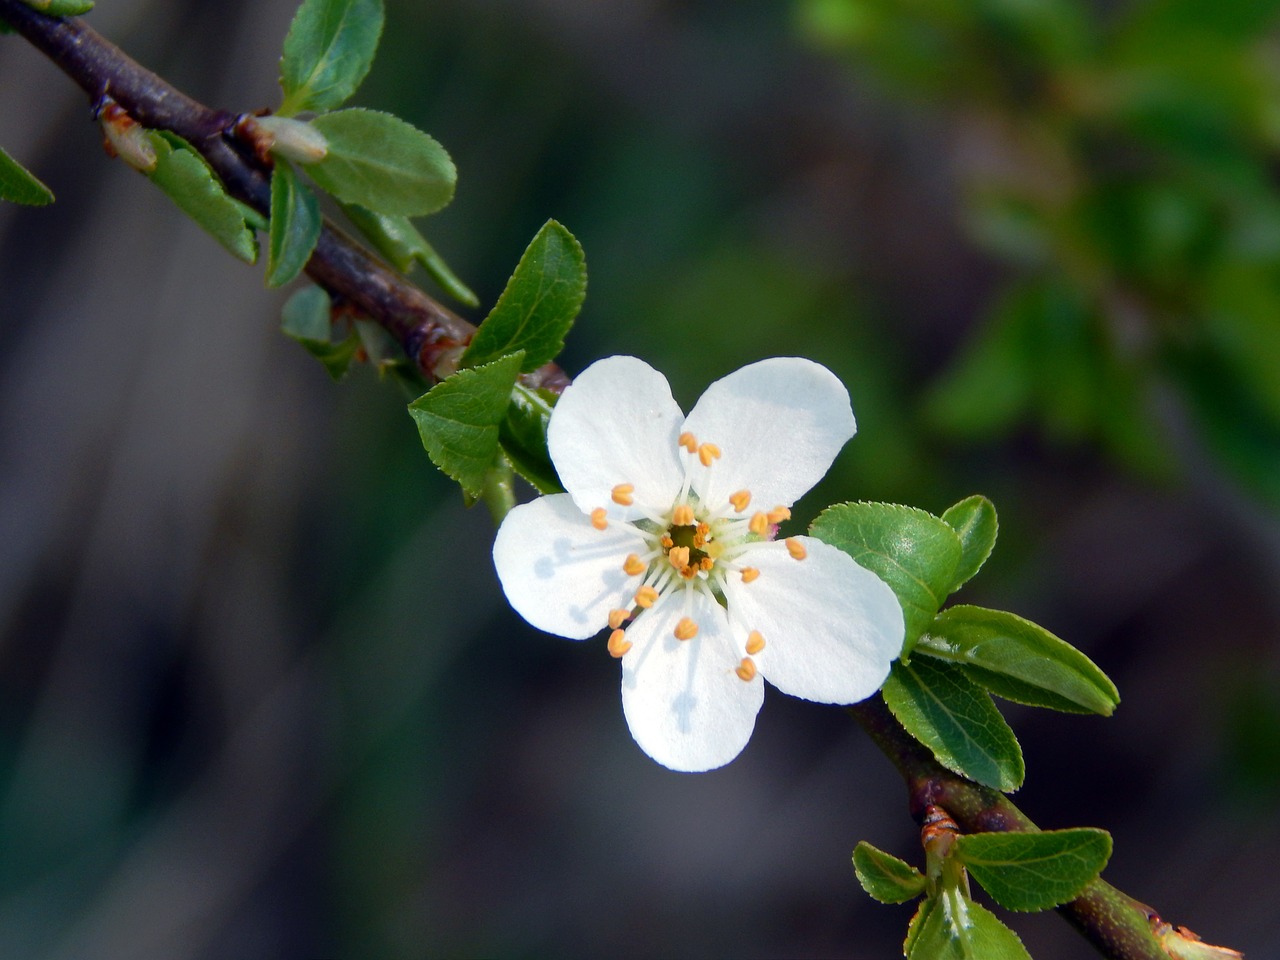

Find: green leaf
[278,0,384,116]
[408,352,525,497]
[882,657,1024,792]
[954,828,1112,912]
[307,109,455,217]
[853,841,926,904]
[343,204,478,307]
[940,495,998,593]
[20,0,95,14]
[267,160,322,287]
[499,382,563,494]
[906,890,1033,960]
[0,146,53,205]
[916,606,1120,716]
[281,284,359,380]
[809,502,962,654]
[461,220,586,372]
[146,133,257,263]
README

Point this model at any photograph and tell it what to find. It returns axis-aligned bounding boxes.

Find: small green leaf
[146,133,256,263]
[0,146,54,205]
[906,890,1033,960]
[954,828,1112,911]
[810,502,962,654]
[408,352,524,497]
[882,657,1024,792]
[267,160,321,287]
[20,0,94,14]
[281,285,359,380]
[343,204,478,306]
[853,841,926,904]
[278,0,384,116]
[940,495,998,593]
[499,382,563,494]
[307,109,455,217]
[916,606,1120,716]
[461,220,586,372]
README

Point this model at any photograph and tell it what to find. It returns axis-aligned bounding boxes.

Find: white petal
[723,537,903,704]
[620,586,764,772]
[492,494,646,640]
[548,356,687,520]
[681,357,855,510]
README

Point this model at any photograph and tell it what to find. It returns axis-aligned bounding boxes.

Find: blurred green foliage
[799,0,1280,503]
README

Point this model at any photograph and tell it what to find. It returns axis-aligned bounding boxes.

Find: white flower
[492,356,904,772]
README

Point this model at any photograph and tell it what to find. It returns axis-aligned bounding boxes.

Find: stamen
[729,490,752,513]
[699,557,714,571]
[611,483,635,506]
[749,512,769,536]
[785,538,807,560]
[668,546,691,571]
[735,657,757,682]
[740,567,760,583]
[623,554,646,576]
[697,443,721,467]
[746,630,765,655]
[678,431,698,453]
[660,534,674,549]
[635,586,659,608]
[608,608,629,630]
[590,507,608,530]
[608,629,632,658]
[767,506,791,524]
[672,504,694,526]
[674,617,698,641]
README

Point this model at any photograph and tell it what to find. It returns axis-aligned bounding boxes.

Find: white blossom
[493,356,904,771]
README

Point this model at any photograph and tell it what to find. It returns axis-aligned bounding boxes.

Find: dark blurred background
[1,0,1278,957]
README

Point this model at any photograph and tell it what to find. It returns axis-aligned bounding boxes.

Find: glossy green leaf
[905,889,1032,960]
[0,146,53,205]
[954,828,1112,912]
[882,657,1024,792]
[278,0,384,116]
[461,220,586,372]
[940,495,998,593]
[810,502,962,654]
[281,284,359,380]
[146,133,256,263]
[916,605,1120,716]
[853,841,926,904]
[307,109,455,217]
[267,160,321,287]
[408,352,524,497]
[343,204,478,306]
[20,0,94,14]
[499,382,563,494]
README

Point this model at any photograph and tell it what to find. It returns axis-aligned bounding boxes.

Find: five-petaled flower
[493,356,904,771]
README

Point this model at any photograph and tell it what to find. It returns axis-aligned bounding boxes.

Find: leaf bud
[248,115,329,165]
[97,101,156,173]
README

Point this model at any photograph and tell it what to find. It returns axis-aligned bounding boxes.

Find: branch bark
[0,0,568,391]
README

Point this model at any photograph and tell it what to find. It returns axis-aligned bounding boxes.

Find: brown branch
[0,0,568,391]
[850,697,1176,960]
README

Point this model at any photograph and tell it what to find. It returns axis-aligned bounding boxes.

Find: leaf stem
[850,696,1170,959]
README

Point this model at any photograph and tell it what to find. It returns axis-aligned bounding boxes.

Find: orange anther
[608,608,629,630]
[749,512,769,536]
[672,504,694,526]
[746,630,765,655]
[767,506,791,525]
[668,546,691,571]
[697,443,721,467]
[623,554,646,576]
[785,537,807,560]
[678,432,698,453]
[590,507,608,530]
[699,557,714,571]
[735,657,757,682]
[740,567,760,583]
[608,629,632,658]
[611,483,635,506]
[635,586,659,608]
[674,617,699,641]
[729,490,752,513]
